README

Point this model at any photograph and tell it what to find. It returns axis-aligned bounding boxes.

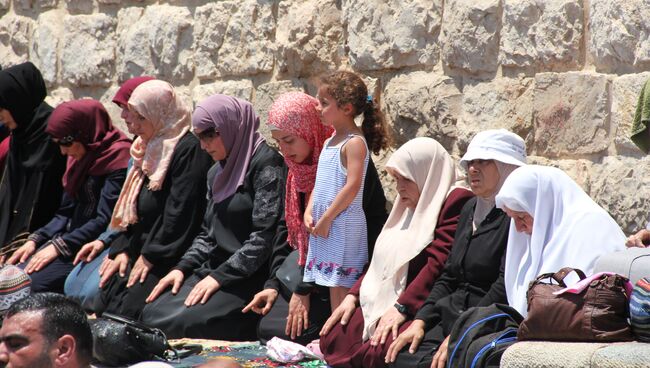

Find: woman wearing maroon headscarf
[5,99,131,293]
[64,76,153,310]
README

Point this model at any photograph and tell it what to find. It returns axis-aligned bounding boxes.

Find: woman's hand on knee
[184,275,220,306]
[370,305,408,346]
[6,240,37,265]
[98,252,129,288]
[319,294,357,336]
[146,269,185,303]
[127,255,153,288]
[286,293,311,340]
[25,244,59,274]
[242,288,278,315]
[430,335,450,368]
[385,319,426,364]
[74,240,105,265]
[626,229,650,248]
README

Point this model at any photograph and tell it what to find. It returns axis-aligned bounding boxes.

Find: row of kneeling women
[0,61,637,367]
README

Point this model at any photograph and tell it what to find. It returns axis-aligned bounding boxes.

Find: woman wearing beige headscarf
[319,137,473,368]
[97,80,212,318]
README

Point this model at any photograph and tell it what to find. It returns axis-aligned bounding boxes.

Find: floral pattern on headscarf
[267,92,333,266]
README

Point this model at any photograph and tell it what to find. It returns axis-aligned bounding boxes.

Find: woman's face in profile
[467,159,500,198]
[392,171,420,209]
[118,103,138,135]
[271,129,312,164]
[503,206,534,235]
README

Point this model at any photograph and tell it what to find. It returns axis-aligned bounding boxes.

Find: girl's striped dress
[303,134,368,288]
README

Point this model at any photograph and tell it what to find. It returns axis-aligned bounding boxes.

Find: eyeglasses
[55,135,76,147]
[195,127,220,141]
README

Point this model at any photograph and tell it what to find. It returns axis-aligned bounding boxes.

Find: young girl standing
[304,71,391,309]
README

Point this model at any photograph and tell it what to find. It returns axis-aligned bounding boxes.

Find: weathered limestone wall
[2,0,650,233]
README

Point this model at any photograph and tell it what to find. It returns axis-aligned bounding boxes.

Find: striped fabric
[630,277,650,342]
[303,134,369,288]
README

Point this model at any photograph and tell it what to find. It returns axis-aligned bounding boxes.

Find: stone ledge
[501,341,650,368]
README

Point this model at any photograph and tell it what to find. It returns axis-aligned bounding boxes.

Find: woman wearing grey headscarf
[141,94,287,340]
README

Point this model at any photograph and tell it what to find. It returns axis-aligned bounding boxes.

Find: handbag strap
[530,267,587,288]
[552,267,586,285]
[101,312,167,338]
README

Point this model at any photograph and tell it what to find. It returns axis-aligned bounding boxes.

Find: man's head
[0,293,92,368]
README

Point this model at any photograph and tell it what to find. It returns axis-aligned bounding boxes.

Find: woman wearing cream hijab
[495,165,626,316]
[320,137,473,367]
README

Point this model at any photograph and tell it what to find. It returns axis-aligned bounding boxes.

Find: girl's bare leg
[329,286,350,310]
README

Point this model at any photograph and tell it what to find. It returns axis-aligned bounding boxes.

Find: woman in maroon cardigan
[319,137,473,367]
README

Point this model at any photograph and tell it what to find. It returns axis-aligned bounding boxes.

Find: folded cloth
[552,272,633,298]
[631,78,650,153]
[265,337,322,364]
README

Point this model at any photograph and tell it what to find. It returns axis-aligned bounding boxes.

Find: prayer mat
[167,340,327,368]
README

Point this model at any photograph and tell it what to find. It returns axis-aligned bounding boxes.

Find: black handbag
[276,250,302,293]
[90,312,176,366]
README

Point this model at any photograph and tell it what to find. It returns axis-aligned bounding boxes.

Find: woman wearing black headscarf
[0,62,66,254]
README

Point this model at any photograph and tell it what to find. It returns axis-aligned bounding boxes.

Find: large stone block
[38,0,58,8]
[64,0,93,13]
[192,80,255,108]
[45,87,74,109]
[528,156,592,192]
[532,72,610,158]
[342,0,443,71]
[116,5,193,82]
[441,0,501,74]
[500,0,583,71]
[30,11,63,86]
[611,72,650,156]
[194,0,275,79]
[254,80,306,140]
[589,0,650,73]
[276,0,344,77]
[0,15,33,67]
[459,78,534,152]
[383,71,461,152]
[62,14,115,86]
[590,156,650,234]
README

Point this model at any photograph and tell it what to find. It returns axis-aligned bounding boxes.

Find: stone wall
[2,0,650,233]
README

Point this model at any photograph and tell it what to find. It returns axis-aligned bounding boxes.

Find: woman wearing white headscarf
[387,129,526,368]
[319,137,473,367]
[495,165,626,317]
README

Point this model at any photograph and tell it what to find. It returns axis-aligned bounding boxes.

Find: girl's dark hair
[320,71,391,154]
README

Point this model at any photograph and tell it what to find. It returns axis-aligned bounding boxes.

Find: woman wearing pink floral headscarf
[243,92,388,345]
[98,80,212,318]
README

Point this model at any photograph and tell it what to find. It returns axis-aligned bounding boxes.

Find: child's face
[316,85,351,128]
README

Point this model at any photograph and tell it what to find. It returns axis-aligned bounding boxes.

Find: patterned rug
[167,340,327,368]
